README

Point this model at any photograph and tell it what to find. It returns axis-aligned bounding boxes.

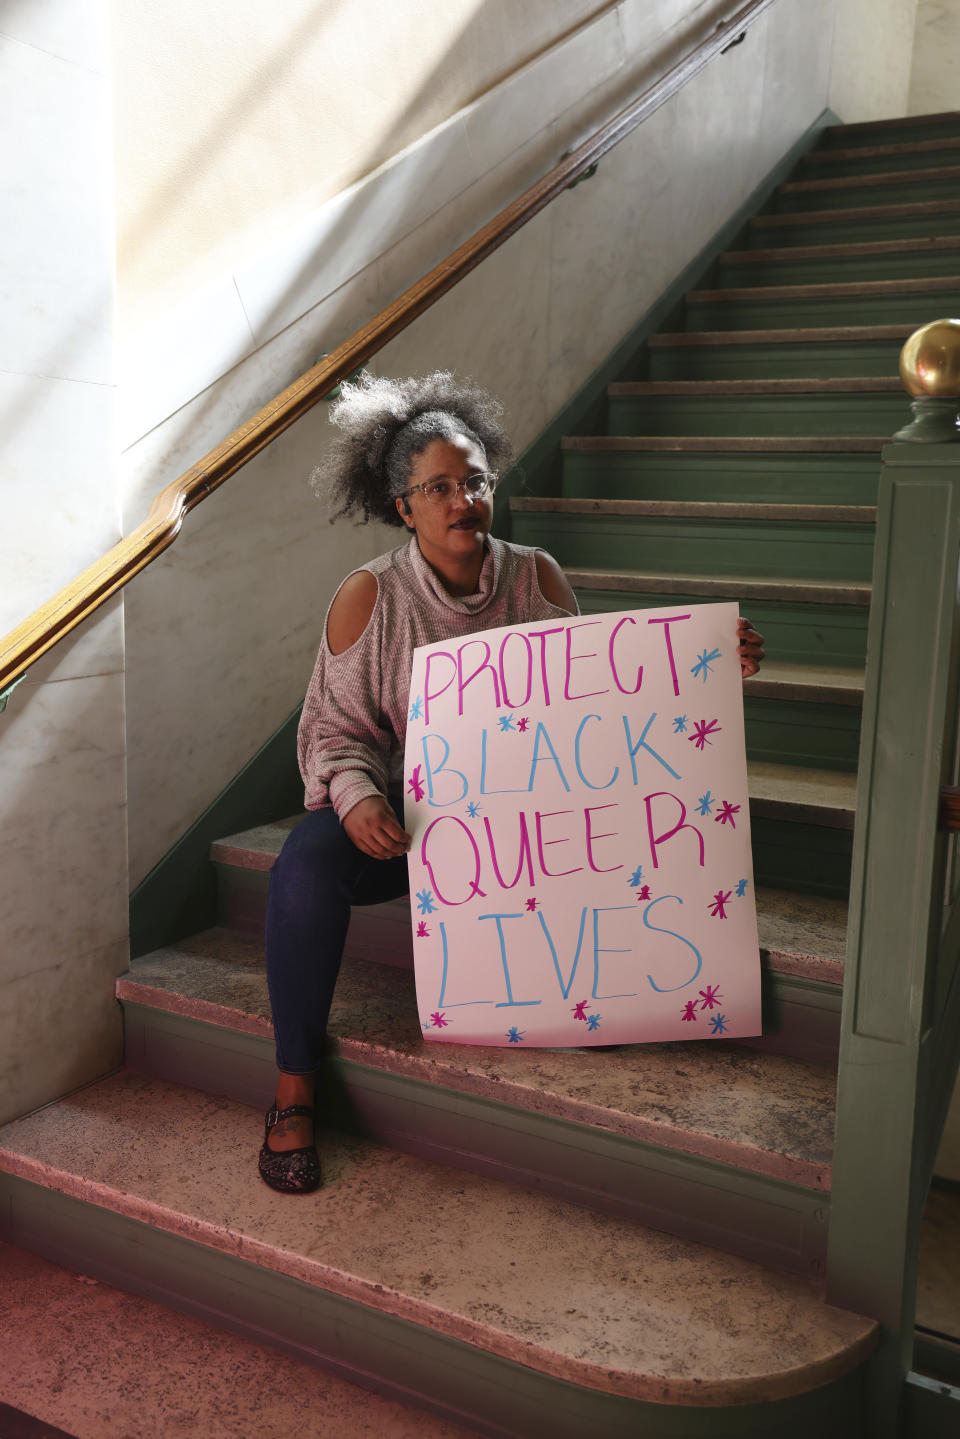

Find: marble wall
[908,0,960,114]
[120,0,837,889]
[829,0,920,123]
[0,1,126,1123]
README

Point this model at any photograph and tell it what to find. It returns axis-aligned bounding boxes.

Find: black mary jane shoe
[258,1100,322,1194]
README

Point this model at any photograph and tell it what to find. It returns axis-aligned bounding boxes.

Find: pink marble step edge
[118,941,835,1192]
[0,1243,478,1439]
[0,1075,877,1408]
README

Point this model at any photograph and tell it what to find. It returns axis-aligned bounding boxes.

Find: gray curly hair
[313,370,513,528]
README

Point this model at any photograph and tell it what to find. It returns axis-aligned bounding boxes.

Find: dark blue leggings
[264,799,410,1073]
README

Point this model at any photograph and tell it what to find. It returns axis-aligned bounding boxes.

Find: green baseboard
[129,704,304,958]
[130,107,841,960]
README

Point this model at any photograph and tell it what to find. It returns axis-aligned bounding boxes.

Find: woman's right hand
[342,795,412,860]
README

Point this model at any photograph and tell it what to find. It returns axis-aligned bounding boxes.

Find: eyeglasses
[402,471,499,506]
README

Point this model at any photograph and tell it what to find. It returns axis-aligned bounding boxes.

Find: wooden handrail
[0,0,779,696]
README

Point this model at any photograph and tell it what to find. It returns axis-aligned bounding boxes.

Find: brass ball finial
[899,318,960,399]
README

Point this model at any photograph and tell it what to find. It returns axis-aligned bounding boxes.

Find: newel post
[826,320,960,1436]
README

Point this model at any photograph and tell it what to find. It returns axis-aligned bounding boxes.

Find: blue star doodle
[709,1013,729,1035]
[627,864,644,887]
[735,878,748,897]
[415,888,437,915]
[498,712,516,733]
[691,647,722,683]
[466,801,482,818]
[408,694,424,721]
[586,1013,602,1031]
[506,1027,525,1043]
[673,715,688,734]
[696,791,714,817]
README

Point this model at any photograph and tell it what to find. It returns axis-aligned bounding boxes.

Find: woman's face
[395,434,493,560]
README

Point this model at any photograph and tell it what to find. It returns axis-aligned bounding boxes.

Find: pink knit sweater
[298,535,575,817]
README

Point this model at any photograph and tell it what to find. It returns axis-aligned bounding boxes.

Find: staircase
[2,110,960,1438]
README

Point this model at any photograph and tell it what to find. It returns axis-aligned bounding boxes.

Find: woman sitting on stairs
[259,370,766,1194]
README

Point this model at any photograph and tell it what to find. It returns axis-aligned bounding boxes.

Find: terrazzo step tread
[119,921,842,1191]
[778,164,960,196]
[606,379,903,397]
[721,236,960,266]
[648,324,916,348]
[801,137,960,168]
[686,276,960,303]
[750,200,960,232]
[819,111,960,144]
[564,433,888,452]
[0,1072,878,1410]
[566,567,871,605]
[747,763,856,830]
[511,498,876,523]
[0,1243,478,1439]
[741,661,864,706]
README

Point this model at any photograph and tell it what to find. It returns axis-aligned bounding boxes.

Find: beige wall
[110,0,619,336]
[829,0,920,122]
[908,0,960,114]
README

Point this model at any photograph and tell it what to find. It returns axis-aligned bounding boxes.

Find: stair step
[683,276,960,330]
[719,235,960,286]
[748,763,855,829]
[776,165,960,212]
[511,502,875,582]
[816,111,960,149]
[567,566,870,605]
[0,1243,476,1439]
[743,660,863,706]
[565,437,888,485]
[0,1073,878,1432]
[604,380,904,438]
[800,136,960,176]
[749,199,960,247]
[647,324,912,379]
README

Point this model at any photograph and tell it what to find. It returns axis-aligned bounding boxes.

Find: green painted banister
[826,438,960,1437]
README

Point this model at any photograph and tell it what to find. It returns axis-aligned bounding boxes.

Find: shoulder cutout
[534,549,578,614]
[325,569,379,655]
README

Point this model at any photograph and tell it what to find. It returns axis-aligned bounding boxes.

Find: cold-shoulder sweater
[298,534,575,817]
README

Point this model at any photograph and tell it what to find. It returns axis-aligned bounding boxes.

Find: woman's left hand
[737,617,765,679]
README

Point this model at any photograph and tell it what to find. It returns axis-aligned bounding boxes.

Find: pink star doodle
[634,884,651,901]
[429,1011,449,1028]
[714,799,741,827]
[571,1000,590,1021]
[709,890,732,919]
[517,716,530,732]
[525,897,537,911]
[407,764,426,802]
[689,718,722,751]
[416,921,430,938]
[699,984,722,1010]
[681,1000,699,1022]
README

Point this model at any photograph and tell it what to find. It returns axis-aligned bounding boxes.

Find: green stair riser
[606,392,906,437]
[120,1003,832,1275]
[562,451,882,503]
[718,247,960,287]
[816,119,960,149]
[751,817,852,899]
[744,697,861,772]
[513,513,875,582]
[749,210,960,247]
[777,176,960,212]
[575,590,869,669]
[796,146,960,178]
[684,290,959,331]
[647,337,903,381]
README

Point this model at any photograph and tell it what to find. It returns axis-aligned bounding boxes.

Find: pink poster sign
[403,602,761,1048]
